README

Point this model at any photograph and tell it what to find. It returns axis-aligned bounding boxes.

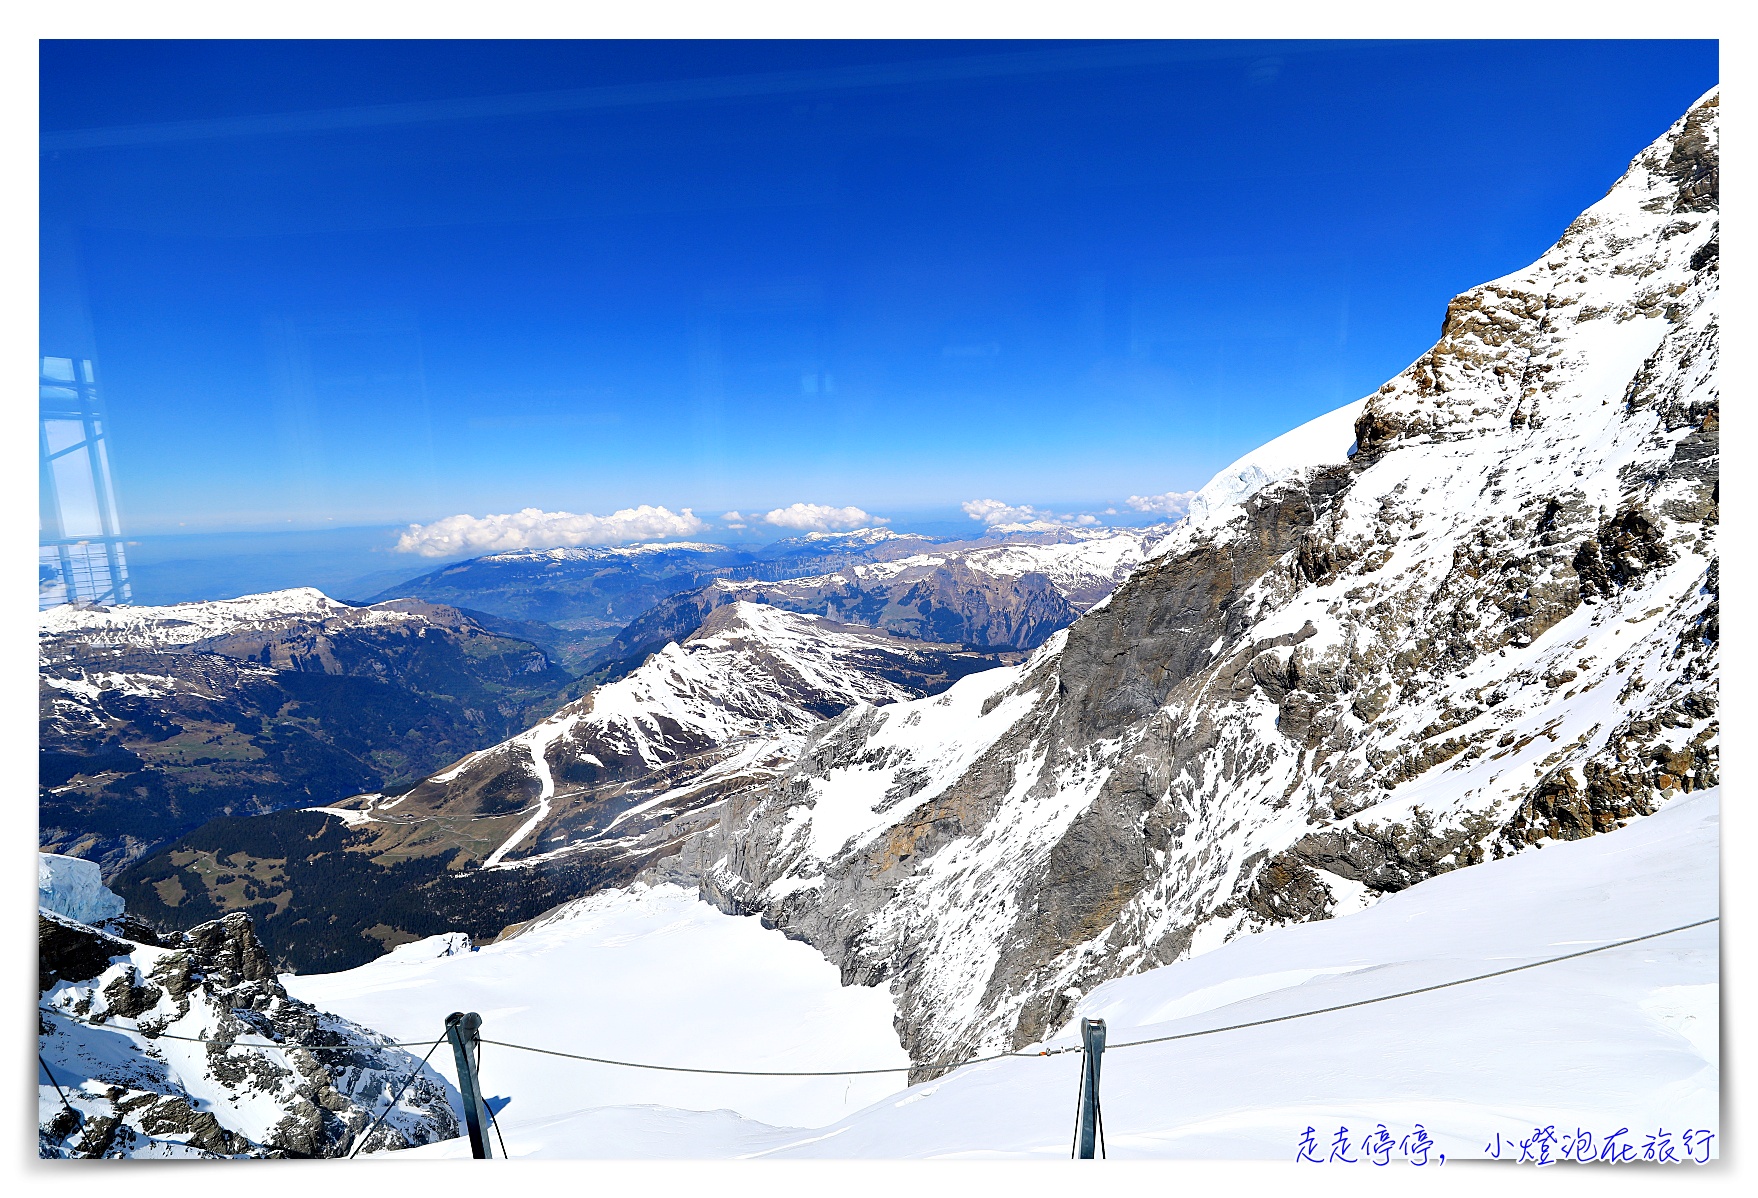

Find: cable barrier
[37,915,1716,1159]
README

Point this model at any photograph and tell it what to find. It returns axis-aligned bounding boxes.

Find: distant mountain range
[364,526,1159,668]
[60,523,1164,970]
[39,590,576,875]
[362,541,753,662]
[577,527,1164,681]
[111,602,1013,971]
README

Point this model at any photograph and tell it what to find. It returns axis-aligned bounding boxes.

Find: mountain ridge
[111,602,1014,970]
[41,589,577,875]
[654,89,1720,1076]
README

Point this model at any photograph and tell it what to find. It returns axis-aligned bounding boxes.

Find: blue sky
[42,39,1718,543]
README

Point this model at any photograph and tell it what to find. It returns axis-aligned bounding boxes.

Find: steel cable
[473,916,1715,1077]
[1102,916,1718,1053]
[479,1036,1056,1076]
[347,1034,449,1160]
[35,910,1716,1149]
[38,1052,80,1134]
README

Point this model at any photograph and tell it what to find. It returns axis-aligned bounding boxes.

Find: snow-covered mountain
[114,602,1009,971]
[659,90,1719,1073]
[40,587,419,651]
[38,861,460,1158]
[381,601,1008,872]
[43,588,576,875]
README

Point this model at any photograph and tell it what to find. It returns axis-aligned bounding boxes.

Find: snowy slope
[670,90,1720,1073]
[1160,397,1366,549]
[772,786,1719,1160]
[284,882,910,1132]
[38,587,415,649]
[347,601,993,877]
[385,787,1716,1159]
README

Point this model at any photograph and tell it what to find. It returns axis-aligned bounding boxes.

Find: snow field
[283,882,912,1134]
[350,787,1714,1158]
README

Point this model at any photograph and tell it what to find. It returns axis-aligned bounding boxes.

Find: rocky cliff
[38,908,459,1157]
[663,91,1720,1076]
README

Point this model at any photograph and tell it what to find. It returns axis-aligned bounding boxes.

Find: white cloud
[761,503,887,532]
[1126,490,1198,517]
[961,499,1022,525]
[961,499,1099,529]
[721,511,749,530]
[395,505,709,557]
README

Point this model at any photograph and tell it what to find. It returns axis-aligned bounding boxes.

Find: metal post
[1076,1017,1107,1159]
[445,1011,493,1159]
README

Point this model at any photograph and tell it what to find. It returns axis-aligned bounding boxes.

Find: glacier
[38,853,125,925]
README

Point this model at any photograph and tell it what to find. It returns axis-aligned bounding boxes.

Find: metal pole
[445,1011,493,1159]
[1076,1017,1106,1159]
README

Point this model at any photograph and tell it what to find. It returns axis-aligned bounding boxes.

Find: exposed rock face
[661,91,1719,1077]
[40,588,576,875]
[38,910,459,1158]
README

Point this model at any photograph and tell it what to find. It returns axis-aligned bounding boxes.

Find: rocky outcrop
[38,909,459,1158]
[660,90,1720,1076]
